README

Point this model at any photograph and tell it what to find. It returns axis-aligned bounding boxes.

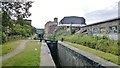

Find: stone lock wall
[57,41,119,68]
[58,43,101,67]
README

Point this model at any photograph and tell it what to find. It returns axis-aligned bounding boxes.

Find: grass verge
[0,40,22,56]
[2,40,41,66]
[65,41,119,65]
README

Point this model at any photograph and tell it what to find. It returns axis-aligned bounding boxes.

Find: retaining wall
[58,41,120,68]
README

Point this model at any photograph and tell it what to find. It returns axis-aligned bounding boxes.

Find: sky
[28,0,119,29]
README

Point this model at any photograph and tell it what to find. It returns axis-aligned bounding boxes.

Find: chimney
[54,17,58,23]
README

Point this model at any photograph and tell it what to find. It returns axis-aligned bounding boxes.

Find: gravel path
[0,40,29,62]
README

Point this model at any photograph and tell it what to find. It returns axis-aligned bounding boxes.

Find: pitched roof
[59,16,86,25]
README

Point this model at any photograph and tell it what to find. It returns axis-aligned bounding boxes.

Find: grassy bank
[0,40,22,56]
[64,34,119,56]
[65,41,119,65]
[2,40,41,66]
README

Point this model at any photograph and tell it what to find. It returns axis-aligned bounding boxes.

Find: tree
[0,12,2,44]
[1,1,33,43]
[1,1,33,20]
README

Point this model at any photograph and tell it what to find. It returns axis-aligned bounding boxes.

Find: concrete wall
[58,41,119,68]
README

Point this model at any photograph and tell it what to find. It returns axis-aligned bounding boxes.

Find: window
[92,28,98,33]
[109,26,118,33]
[100,27,105,33]
[118,26,120,33]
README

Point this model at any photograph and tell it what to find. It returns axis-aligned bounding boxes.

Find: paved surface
[0,40,29,62]
[40,42,56,67]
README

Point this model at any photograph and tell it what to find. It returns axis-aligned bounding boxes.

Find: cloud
[84,2,118,24]
[30,0,119,28]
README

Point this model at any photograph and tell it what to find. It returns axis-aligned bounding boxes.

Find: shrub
[64,34,119,56]
[55,29,119,56]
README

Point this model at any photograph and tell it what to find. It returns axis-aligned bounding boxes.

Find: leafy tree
[1,1,33,20]
[0,12,2,44]
[1,1,34,43]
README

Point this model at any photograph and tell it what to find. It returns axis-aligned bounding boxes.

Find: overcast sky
[28,0,119,29]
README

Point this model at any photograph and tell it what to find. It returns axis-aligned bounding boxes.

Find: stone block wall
[58,41,119,68]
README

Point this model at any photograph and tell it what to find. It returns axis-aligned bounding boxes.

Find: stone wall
[58,41,119,67]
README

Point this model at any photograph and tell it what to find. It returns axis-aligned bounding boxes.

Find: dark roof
[59,16,86,25]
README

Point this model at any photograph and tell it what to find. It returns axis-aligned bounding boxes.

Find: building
[77,17,120,40]
[59,16,86,27]
[58,16,86,34]
[45,18,58,36]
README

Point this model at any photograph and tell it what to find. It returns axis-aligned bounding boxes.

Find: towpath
[0,40,29,62]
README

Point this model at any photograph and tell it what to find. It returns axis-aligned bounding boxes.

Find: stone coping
[40,42,56,67]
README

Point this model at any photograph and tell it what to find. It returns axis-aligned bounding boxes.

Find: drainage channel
[45,40,62,68]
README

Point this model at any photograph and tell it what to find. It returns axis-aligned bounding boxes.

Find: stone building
[77,17,120,40]
[45,18,58,37]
